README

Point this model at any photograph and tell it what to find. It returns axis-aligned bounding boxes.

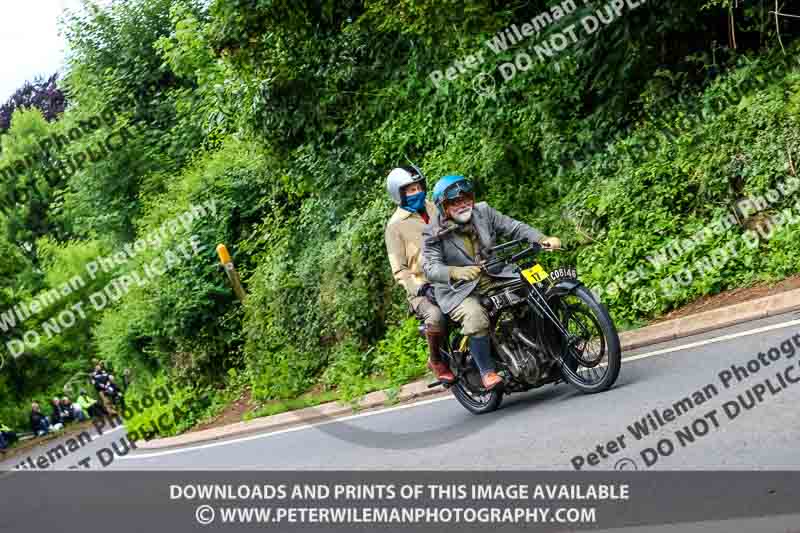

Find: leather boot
[481,371,503,390]
[426,329,455,384]
[469,335,503,391]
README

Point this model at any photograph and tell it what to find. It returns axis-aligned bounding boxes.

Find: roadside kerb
[135,288,800,451]
[619,287,800,351]
[135,380,436,451]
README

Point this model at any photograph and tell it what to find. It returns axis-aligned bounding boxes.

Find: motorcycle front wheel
[541,285,621,393]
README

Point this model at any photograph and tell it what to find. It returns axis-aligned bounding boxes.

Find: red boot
[428,360,456,384]
[426,329,455,384]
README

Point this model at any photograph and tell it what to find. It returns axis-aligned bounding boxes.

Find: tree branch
[771,2,787,54]
[769,10,800,19]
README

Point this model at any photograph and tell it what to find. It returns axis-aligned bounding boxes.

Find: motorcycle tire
[451,380,503,414]
[546,285,621,394]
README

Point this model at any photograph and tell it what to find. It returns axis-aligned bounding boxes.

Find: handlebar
[450,240,562,288]
[509,242,542,263]
[480,240,568,272]
[484,239,565,258]
[485,238,528,254]
[482,240,549,265]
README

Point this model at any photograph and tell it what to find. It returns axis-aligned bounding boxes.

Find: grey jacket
[422,202,545,314]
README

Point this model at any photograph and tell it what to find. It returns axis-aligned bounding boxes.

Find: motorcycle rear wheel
[451,378,503,414]
[444,333,504,414]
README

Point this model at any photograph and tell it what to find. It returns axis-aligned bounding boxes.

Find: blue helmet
[432,175,474,215]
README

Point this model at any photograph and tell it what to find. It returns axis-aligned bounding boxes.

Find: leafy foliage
[2,0,800,436]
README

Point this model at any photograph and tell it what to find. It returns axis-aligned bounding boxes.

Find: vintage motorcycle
[425,238,621,414]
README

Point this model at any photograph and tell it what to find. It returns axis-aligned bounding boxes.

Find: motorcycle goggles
[441,179,474,202]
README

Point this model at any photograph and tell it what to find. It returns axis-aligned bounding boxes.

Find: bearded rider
[422,175,561,390]
[384,166,456,384]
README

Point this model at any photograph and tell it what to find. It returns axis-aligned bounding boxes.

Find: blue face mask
[402,191,427,213]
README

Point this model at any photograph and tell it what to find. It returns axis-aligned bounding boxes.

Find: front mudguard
[544,278,582,299]
[545,279,608,314]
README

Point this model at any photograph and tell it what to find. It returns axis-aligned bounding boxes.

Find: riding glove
[540,236,562,250]
[449,265,481,281]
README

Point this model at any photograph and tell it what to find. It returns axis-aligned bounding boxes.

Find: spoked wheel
[451,369,503,415]
[545,286,621,393]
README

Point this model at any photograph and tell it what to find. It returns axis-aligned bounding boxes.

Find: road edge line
[134,288,800,451]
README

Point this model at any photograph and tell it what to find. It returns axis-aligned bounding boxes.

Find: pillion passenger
[384,166,455,384]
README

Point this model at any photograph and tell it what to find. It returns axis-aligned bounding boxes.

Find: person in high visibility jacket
[75,389,106,418]
[0,422,17,450]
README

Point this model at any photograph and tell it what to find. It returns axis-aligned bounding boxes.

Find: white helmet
[386,165,426,205]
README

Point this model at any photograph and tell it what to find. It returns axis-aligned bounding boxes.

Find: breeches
[410,296,446,333]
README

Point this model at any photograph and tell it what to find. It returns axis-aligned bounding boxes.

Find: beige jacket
[385,200,438,301]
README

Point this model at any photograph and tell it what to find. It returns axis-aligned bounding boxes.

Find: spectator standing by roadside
[91,364,110,392]
[91,364,115,415]
[105,375,124,408]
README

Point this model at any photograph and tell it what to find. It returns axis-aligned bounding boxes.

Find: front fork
[525,281,583,368]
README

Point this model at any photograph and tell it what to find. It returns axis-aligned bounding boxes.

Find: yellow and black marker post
[216,244,247,302]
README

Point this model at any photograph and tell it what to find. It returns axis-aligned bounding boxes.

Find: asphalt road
[4,311,800,472]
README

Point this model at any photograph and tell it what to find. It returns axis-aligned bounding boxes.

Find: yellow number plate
[522,264,549,285]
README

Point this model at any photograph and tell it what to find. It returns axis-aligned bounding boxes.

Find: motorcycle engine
[495,319,543,383]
